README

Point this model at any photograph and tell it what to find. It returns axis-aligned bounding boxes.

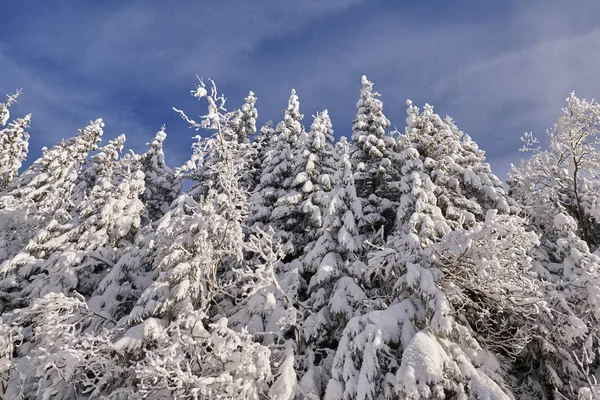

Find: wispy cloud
[1,0,599,178]
[0,0,369,167]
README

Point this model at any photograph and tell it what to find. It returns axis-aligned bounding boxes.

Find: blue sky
[1,0,600,179]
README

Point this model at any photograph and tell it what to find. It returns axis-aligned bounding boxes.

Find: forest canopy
[1,77,600,399]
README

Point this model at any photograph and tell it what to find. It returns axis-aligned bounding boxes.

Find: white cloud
[2,0,599,180]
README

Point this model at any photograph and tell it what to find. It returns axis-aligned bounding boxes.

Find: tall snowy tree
[401,100,512,231]
[325,99,528,400]
[0,135,145,312]
[506,93,600,397]
[184,91,256,200]
[140,127,182,223]
[73,133,127,204]
[272,109,336,257]
[0,119,103,263]
[350,75,396,240]
[230,90,258,144]
[0,113,30,189]
[295,137,367,399]
[249,89,304,255]
[131,81,253,319]
[248,121,277,194]
[109,80,276,399]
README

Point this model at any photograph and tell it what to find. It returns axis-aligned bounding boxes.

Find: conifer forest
[2,76,600,399]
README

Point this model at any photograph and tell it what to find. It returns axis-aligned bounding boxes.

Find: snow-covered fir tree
[140,127,182,223]
[0,89,22,128]
[350,75,396,240]
[0,113,30,189]
[0,119,103,264]
[104,80,277,399]
[184,89,256,200]
[131,79,249,324]
[401,100,512,230]
[325,99,530,399]
[230,90,258,144]
[296,137,366,398]
[248,121,277,193]
[273,109,336,258]
[0,134,145,313]
[249,89,304,255]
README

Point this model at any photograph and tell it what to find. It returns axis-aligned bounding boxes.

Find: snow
[268,348,297,400]
[396,330,451,399]
[114,318,168,352]
[0,79,598,400]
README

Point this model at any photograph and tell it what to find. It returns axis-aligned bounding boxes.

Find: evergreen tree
[326,100,527,399]
[249,89,304,255]
[132,80,248,322]
[73,133,127,204]
[0,89,22,128]
[140,127,182,223]
[184,91,255,201]
[112,80,275,399]
[515,213,600,399]
[273,110,336,257]
[87,223,157,324]
[0,135,145,312]
[401,100,512,231]
[0,114,30,189]
[232,90,258,144]
[350,75,396,240]
[0,119,103,263]
[247,120,277,194]
[297,137,366,399]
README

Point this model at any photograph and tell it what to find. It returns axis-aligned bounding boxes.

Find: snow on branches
[1,78,599,400]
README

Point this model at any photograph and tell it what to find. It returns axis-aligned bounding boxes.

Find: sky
[1,0,600,179]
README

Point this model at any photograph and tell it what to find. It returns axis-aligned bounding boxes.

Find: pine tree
[515,213,600,399]
[0,135,145,311]
[73,133,127,204]
[247,120,276,197]
[0,114,30,189]
[401,100,512,231]
[0,119,103,263]
[249,89,304,255]
[131,79,249,327]
[110,80,275,399]
[273,110,336,257]
[185,92,255,201]
[297,137,366,399]
[232,90,258,144]
[325,102,524,399]
[87,223,157,324]
[0,89,22,128]
[350,75,396,240]
[140,127,182,223]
